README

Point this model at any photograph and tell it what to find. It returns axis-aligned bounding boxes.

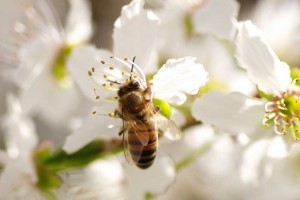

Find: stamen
[110,56,145,81]
[264,88,300,140]
[93,88,101,101]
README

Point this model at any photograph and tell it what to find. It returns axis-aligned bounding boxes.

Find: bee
[115,58,181,169]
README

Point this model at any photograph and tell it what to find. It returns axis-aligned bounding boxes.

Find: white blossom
[56,158,126,200]
[192,21,298,183]
[0,0,92,125]
[0,94,43,200]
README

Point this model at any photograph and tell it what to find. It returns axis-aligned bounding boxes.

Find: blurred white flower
[56,158,126,200]
[192,21,297,183]
[159,125,248,200]
[0,94,43,199]
[0,0,92,125]
[125,156,176,200]
[149,0,255,95]
[251,0,300,67]
[1,93,38,158]
[0,156,44,200]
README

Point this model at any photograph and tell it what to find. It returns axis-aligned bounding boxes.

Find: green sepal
[36,166,61,190]
[146,73,156,82]
[257,89,274,101]
[34,144,61,191]
[144,192,155,200]
[198,79,227,96]
[153,98,172,119]
[184,13,194,37]
[291,68,300,86]
[43,139,123,172]
[52,44,78,88]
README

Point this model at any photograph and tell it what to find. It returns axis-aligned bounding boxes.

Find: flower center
[264,89,300,140]
[52,44,75,89]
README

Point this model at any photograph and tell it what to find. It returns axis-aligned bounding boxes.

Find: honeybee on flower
[63,0,208,156]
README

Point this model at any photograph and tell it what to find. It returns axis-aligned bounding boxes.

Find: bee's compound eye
[118,88,126,97]
[129,81,140,90]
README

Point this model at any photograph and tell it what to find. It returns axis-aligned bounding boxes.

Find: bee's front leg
[110,109,123,119]
[144,87,153,101]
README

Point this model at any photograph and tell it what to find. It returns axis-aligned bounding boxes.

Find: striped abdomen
[128,122,158,169]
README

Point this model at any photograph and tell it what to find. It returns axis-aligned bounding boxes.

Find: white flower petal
[235,21,291,93]
[19,67,81,126]
[125,156,175,200]
[266,136,288,159]
[65,0,92,44]
[192,91,265,134]
[152,57,208,105]
[113,0,160,67]
[0,156,40,200]
[57,158,125,200]
[252,0,300,67]
[240,139,273,184]
[192,0,239,40]
[0,0,63,88]
[183,124,216,150]
[67,45,114,101]
[15,27,61,89]
[1,94,38,158]
[63,103,122,153]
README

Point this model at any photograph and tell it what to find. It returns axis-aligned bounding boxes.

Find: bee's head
[118,80,141,97]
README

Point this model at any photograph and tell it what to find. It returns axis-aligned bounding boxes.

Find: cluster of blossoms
[1,0,300,199]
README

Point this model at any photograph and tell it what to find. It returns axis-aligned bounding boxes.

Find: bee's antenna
[130,56,136,81]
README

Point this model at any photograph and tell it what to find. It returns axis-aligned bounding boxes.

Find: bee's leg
[144,87,152,101]
[119,128,125,136]
[111,109,123,119]
[154,106,160,114]
[119,108,125,136]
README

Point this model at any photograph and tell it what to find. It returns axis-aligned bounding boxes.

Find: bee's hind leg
[118,128,125,136]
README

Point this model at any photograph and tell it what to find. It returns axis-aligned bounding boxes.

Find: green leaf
[153,98,172,119]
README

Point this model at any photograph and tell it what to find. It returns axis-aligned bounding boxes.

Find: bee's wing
[123,122,150,166]
[123,129,137,166]
[154,113,182,141]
